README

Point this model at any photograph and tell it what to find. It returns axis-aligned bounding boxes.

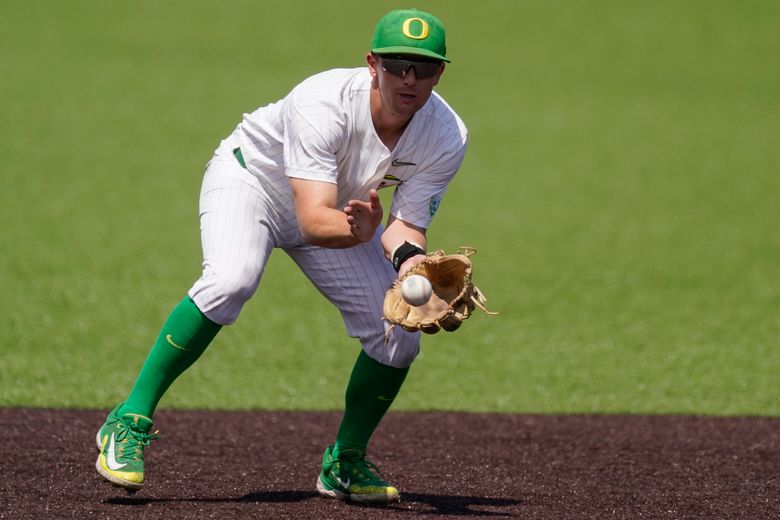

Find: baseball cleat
[316,444,400,503]
[95,404,159,491]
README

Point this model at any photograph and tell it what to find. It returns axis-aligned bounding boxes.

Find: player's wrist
[391,241,426,272]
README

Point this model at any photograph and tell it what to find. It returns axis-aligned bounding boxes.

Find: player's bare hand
[344,189,383,242]
[398,254,426,278]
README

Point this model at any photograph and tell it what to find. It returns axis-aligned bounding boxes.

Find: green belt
[232,147,247,169]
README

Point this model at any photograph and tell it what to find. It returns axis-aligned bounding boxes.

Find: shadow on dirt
[107,490,522,516]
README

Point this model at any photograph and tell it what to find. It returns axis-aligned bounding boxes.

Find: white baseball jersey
[231,67,467,233]
[188,67,468,367]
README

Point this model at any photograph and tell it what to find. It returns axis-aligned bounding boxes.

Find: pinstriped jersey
[226,67,467,230]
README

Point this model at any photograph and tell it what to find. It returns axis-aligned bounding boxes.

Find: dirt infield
[1,409,778,519]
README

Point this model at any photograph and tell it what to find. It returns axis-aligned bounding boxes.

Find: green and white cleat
[95,404,159,491]
[316,444,400,503]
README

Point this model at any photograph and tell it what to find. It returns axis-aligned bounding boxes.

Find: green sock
[119,296,222,419]
[335,350,409,453]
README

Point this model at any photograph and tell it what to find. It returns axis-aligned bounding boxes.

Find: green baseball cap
[370,8,450,62]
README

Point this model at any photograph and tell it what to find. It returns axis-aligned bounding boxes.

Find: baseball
[401,275,433,306]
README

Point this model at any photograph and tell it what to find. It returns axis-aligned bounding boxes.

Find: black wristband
[392,241,425,272]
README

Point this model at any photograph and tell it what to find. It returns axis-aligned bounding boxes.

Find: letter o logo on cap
[402,17,430,40]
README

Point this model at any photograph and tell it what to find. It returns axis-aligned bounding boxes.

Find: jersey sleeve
[389,138,468,229]
[282,95,345,184]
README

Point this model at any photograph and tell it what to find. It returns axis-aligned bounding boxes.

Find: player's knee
[362,327,421,368]
[190,265,261,325]
[216,271,258,303]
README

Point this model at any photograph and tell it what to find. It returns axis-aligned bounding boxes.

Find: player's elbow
[298,222,322,246]
[292,203,318,241]
[296,215,319,244]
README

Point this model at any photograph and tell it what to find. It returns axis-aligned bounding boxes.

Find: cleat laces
[335,455,387,485]
[114,422,159,464]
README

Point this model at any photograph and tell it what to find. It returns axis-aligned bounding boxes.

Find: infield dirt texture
[3,408,779,519]
[2,1,779,519]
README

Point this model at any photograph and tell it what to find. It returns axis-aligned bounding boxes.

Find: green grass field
[1,1,778,415]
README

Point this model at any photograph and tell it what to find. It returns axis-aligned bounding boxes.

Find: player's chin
[394,95,423,115]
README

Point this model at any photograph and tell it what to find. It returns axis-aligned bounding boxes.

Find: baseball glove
[383,247,497,336]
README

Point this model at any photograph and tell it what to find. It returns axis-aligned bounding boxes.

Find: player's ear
[432,63,445,86]
[366,52,379,78]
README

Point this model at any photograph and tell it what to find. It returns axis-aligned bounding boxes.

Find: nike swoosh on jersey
[106,433,127,470]
[391,159,417,167]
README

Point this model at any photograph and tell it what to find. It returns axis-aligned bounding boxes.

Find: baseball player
[95,8,467,504]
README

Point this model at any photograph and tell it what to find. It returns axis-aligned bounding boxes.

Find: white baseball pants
[188,150,420,368]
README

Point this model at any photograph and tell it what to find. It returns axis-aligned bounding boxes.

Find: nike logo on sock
[165,334,190,351]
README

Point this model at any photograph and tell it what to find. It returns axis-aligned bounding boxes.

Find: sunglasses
[377,54,443,79]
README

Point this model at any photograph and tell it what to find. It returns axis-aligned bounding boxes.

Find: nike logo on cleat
[106,433,127,470]
[334,475,351,490]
